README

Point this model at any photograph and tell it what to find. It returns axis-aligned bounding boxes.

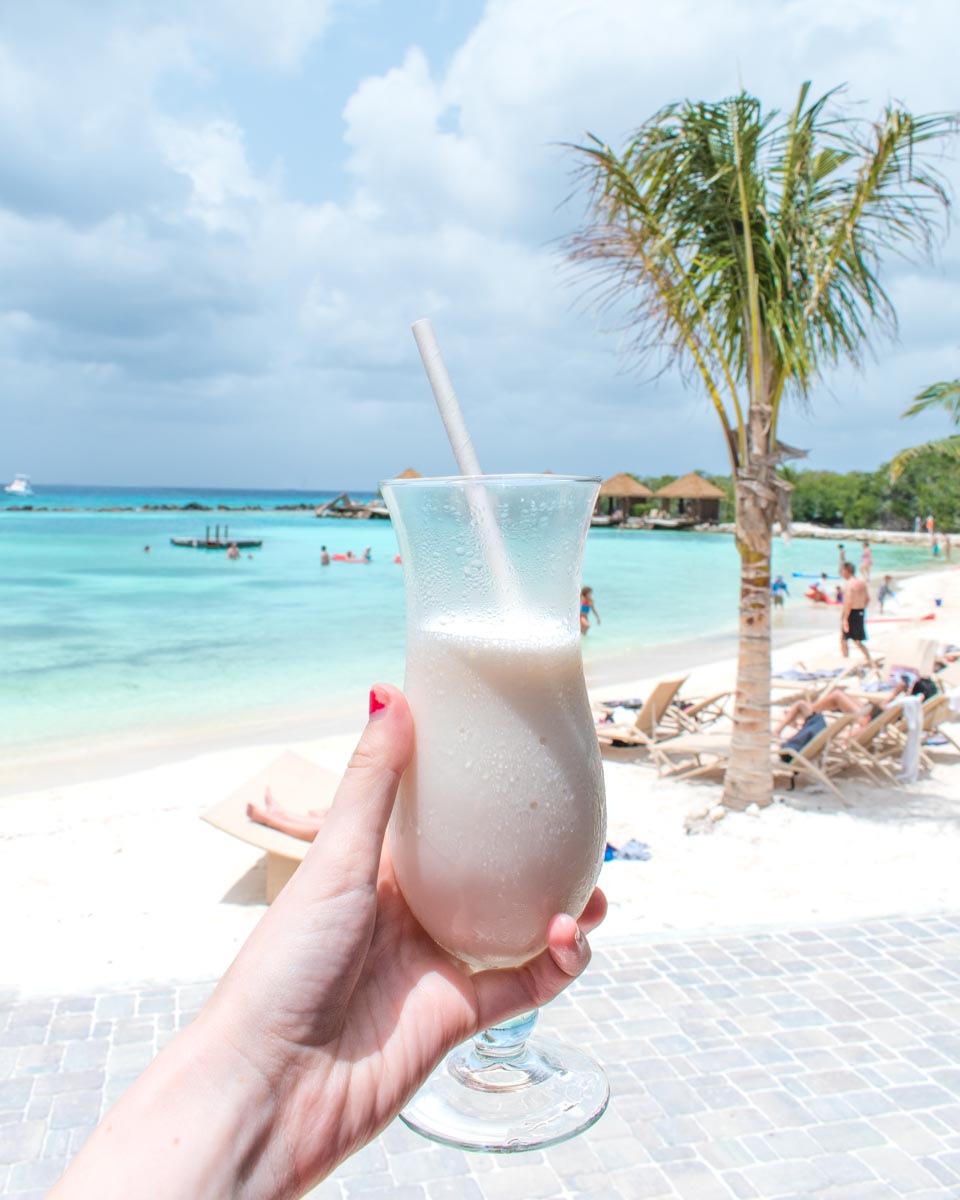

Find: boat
[315,493,390,520]
[3,474,32,496]
[170,524,262,550]
[170,537,263,550]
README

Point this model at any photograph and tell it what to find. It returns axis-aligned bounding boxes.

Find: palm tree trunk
[723,497,773,809]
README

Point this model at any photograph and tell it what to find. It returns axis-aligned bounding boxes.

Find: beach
[4,558,959,997]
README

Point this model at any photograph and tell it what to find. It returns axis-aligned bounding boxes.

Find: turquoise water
[0,485,938,763]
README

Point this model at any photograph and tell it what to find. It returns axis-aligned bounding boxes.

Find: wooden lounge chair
[668,691,732,734]
[596,677,689,752]
[202,750,339,901]
[658,713,858,801]
[772,660,877,708]
[824,705,907,786]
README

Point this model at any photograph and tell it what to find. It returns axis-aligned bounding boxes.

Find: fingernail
[369,687,388,717]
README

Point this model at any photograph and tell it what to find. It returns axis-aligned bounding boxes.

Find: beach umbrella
[394,467,423,479]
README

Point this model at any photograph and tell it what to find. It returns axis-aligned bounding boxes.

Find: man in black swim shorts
[840,561,872,665]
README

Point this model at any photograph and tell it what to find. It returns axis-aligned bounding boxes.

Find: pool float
[804,588,838,604]
[869,613,936,623]
[332,555,368,563]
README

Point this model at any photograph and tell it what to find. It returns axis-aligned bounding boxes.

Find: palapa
[598,472,654,499]
[652,473,726,524]
[594,473,652,526]
[394,467,423,479]
[652,472,726,500]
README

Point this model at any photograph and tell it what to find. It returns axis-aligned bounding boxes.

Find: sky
[1,0,959,490]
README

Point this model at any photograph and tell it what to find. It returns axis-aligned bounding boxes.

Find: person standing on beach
[840,561,871,665]
[860,539,872,580]
[878,575,896,614]
[320,545,330,566]
[927,513,935,543]
[933,534,941,558]
[838,543,845,574]
[914,515,921,534]
[771,575,789,608]
[580,586,600,634]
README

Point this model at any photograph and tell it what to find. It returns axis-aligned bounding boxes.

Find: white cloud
[1,0,959,487]
[199,0,338,71]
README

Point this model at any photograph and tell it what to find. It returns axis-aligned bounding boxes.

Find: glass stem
[472,1010,538,1062]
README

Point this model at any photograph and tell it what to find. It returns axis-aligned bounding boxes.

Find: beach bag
[779,712,826,761]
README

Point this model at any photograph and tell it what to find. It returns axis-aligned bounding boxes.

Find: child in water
[580,586,600,634]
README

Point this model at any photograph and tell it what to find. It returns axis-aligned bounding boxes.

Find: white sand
[4,567,960,995]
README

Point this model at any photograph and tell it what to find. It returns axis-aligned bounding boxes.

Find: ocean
[0,484,938,772]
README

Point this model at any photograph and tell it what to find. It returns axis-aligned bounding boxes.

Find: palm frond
[565,85,958,466]
[903,379,960,422]
[890,435,960,481]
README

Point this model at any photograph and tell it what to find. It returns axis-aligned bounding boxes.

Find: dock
[170,524,262,550]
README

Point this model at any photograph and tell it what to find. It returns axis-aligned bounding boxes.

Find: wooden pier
[170,524,262,550]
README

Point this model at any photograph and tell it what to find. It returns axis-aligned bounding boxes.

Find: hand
[54,685,606,1200]
[213,683,606,1190]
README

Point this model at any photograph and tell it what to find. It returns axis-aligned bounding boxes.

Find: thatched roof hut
[653,472,726,523]
[394,467,423,479]
[595,473,653,523]
[599,472,654,500]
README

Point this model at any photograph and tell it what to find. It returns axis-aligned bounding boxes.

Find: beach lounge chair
[823,705,907,786]
[772,660,874,708]
[669,690,732,734]
[202,750,339,901]
[658,713,857,801]
[595,677,689,752]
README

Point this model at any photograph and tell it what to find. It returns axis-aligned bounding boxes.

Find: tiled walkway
[3,915,960,1199]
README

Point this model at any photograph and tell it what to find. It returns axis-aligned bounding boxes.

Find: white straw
[411,318,517,608]
[411,319,483,476]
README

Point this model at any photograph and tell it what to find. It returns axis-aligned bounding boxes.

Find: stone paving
[3,914,960,1199]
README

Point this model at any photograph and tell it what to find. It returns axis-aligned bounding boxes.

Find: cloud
[0,0,958,488]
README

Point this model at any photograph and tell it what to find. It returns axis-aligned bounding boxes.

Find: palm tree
[891,380,960,479]
[567,84,956,809]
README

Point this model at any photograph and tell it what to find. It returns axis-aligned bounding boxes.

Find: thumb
[296,684,414,896]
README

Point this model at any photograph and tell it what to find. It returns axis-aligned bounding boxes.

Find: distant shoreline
[1,502,328,514]
[2,506,956,546]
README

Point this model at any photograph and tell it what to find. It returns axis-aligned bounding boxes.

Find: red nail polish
[369,688,387,716]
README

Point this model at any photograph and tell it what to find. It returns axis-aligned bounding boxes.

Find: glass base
[400,1035,609,1153]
